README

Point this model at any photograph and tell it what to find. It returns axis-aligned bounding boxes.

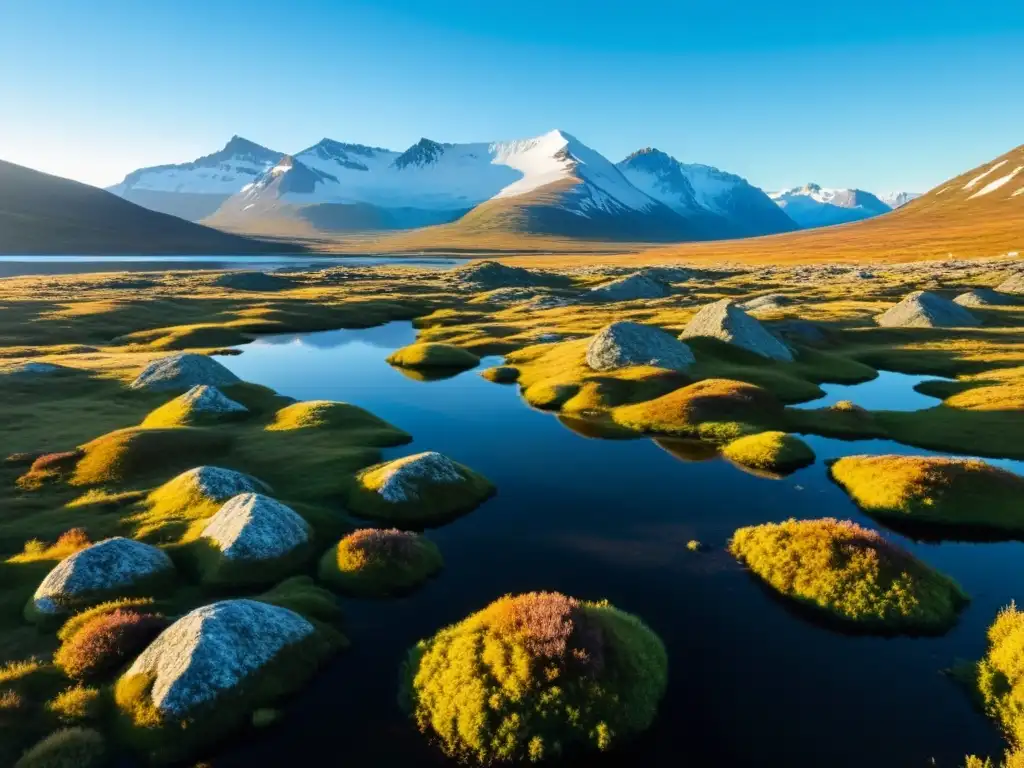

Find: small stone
[875,291,980,328]
[589,273,669,301]
[953,288,1012,307]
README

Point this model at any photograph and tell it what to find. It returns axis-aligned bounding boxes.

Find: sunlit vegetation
[13,726,106,768]
[401,592,667,763]
[721,431,815,473]
[729,518,968,632]
[318,529,443,597]
[830,455,1024,535]
[386,342,480,370]
[54,608,168,681]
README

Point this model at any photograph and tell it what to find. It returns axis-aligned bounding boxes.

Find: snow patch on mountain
[968,166,1023,199]
[769,184,891,228]
[964,160,1008,190]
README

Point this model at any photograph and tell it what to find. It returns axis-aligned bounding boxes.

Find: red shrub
[29,450,83,473]
[55,610,168,681]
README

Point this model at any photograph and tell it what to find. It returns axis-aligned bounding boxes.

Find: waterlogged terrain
[3,256,1024,767]
[209,322,1019,767]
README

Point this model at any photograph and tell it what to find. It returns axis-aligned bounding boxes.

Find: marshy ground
[2,255,1024,766]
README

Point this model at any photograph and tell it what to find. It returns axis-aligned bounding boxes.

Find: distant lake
[0,255,467,278]
[210,322,1016,768]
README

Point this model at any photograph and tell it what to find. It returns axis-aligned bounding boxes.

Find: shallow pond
[215,322,1021,767]
[793,370,951,411]
[0,255,466,278]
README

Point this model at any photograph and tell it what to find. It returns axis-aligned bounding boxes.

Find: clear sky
[2,0,1022,194]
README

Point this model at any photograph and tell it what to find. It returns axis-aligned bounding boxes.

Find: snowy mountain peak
[770,183,891,228]
[879,191,921,209]
[393,139,449,170]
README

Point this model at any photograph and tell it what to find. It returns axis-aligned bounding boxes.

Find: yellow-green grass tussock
[722,431,816,474]
[265,400,411,446]
[830,455,1024,536]
[400,591,668,763]
[45,685,102,723]
[14,727,106,768]
[318,528,443,597]
[386,342,480,370]
[729,518,968,633]
[969,603,1024,747]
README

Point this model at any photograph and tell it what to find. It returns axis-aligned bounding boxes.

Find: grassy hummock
[54,607,169,681]
[400,591,667,763]
[318,528,443,597]
[347,452,495,527]
[14,727,106,768]
[265,400,411,446]
[729,518,968,633]
[386,342,480,370]
[722,431,816,474]
[829,455,1024,536]
[611,378,784,441]
[967,604,1024,749]
[480,365,520,383]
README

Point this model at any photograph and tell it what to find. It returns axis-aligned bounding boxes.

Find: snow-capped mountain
[207,130,700,240]
[616,148,797,238]
[878,191,921,209]
[107,136,283,221]
[769,184,892,228]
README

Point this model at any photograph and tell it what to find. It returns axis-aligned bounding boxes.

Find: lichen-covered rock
[451,260,569,291]
[588,273,669,301]
[201,493,311,563]
[120,600,314,718]
[178,385,247,414]
[739,293,791,312]
[349,451,494,525]
[996,272,1024,295]
[953,288,1012,307]
[130,353,241,392]
[586,321,695,372]
[680,299,794,361]
[2,361,67,377]
[31,538,174,618]
[875,290,980,328]
[158,466,270,506]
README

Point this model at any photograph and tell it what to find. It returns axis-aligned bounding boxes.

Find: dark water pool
[214,322,1022,767]
[792,370,951,412]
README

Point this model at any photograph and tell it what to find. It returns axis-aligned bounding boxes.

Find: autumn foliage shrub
[319,528,442,597]
[55,609,168,681]
[401,591,667,763]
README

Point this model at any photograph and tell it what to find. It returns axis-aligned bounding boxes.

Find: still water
[214,322,1017,767]
[0,255,466,278]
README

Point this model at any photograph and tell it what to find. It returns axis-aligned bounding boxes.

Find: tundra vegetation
[0,255,1023,763]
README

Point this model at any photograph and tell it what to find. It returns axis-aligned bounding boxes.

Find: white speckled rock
[122,599,313,717]
[589,273,669,301]
[130,354,241,392]
[33,538,174,615]
[680,299,794,362]
[739,294,791,312]
[373,452,464,503]
[200,493,310,561]
[3,362,68,377]
[586,321,695,372]
[160,466,270,502]
[996,272,1024,295]
[953,288,1012,307]
[176,385,248,415]
[875,291,980,328]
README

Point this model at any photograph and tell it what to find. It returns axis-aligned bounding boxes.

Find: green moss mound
[265,400,411,446]
[347,452,495,527]
[971,604,1024,748]
[14,727,105,768]
[386,342,480,370]
[612,378,784,440]
[785,399,888,440]
[729,518,967,633]
[722,431,815,473]
[830,455,1024,536]
[71,427,233,486]
[481,365,520,383]
[400,591,668,764]
[319,528,443,597]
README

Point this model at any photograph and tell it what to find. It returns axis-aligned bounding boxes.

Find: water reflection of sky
[215,323,1014,768]
[792,370,952,411]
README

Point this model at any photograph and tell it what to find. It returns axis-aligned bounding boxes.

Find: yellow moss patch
[7,529,91,564]
[265,400,411,446]
[386,343,479,369]
[722,431,815,473]
[71,427,233,486]
[612,378,783,439]
[729,517,967,632]
[972,604,1024,747]
[830,455,1024,534]
[46,685,101,722]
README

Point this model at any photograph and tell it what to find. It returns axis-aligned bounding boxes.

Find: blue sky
[2,0,1022,193]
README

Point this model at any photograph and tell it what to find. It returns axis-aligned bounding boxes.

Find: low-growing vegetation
[318,528,443,597]
[721,431,816,473]
[729,518,968,633]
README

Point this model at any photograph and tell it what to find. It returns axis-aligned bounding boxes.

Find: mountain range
[107,130,912,243]
[769,184,894,228]
[0,159,288,256]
